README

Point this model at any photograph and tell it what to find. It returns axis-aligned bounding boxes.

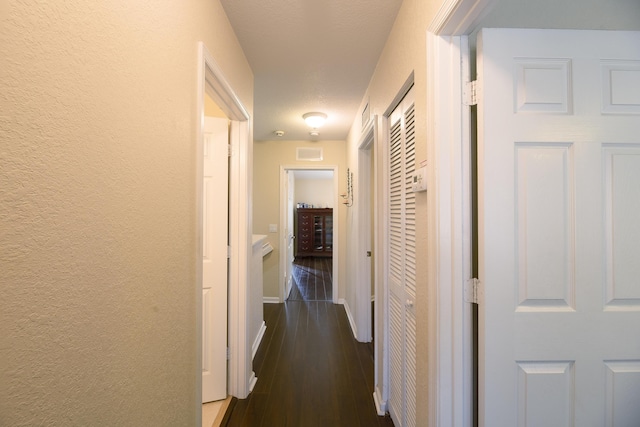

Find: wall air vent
[362,101,371,129]
[296,147,323,161]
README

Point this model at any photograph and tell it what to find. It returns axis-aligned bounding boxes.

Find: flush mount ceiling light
[302,112,327,129]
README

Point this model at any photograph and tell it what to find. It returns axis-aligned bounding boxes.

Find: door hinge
[228,144,233,157]
[465,278,482,304]
[226,347,230,360]
[227,245,231,259]
[464,80,478,106]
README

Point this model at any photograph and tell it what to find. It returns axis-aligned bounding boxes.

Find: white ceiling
[220,0,640,142]
[220,0,403,141]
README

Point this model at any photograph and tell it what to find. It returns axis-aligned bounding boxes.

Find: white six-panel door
[477,29,640,426]
[202,116,229,403]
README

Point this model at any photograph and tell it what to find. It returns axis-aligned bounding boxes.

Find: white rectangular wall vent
[296,147,323,161]
[362,101,371,129]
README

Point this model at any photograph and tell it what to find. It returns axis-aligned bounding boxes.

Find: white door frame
[279,165,340,304]
[426,1,498,426]
[428,32,474,427]
[374,113,390,415]
[282,170,295,301]
[197,42,253,403]
[355,118,377,343]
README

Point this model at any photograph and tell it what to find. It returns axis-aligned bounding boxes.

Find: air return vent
[296,147,323,161]
[362,101,371,129]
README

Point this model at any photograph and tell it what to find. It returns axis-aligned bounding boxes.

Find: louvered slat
[404,103,417,299]
[403,101,417,427]
[387,89,416,427]
[389,117,404,284]
[405,309,417,427]
[389,292,404,427]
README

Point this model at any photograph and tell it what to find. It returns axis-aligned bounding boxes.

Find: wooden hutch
[295,208,333,257]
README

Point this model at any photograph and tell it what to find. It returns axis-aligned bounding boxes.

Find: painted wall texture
[294,176,334,208]
[0,1,253,425]
[253,140,346,301]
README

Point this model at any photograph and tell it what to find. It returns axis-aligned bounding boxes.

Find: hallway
[225,257,393,426]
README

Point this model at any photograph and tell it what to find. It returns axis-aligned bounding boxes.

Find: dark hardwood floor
[225,257,393,427]
[288,257,333,301]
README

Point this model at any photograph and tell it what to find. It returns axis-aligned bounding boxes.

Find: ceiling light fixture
[302,112,327,129]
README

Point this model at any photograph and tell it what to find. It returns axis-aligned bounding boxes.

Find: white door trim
[427,0,498,426]
[429,0,498,36]
[281,170,295,302]
[428,32,474,427]
[375,112,391,415]
[198,42,253,401]
[279,165,340,304]
[355,117,377,343]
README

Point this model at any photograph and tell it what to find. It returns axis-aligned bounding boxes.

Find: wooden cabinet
[295,208,333,257]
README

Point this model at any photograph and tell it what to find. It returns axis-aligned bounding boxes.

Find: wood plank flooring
[225,256,393,426]
[288,257,333,301]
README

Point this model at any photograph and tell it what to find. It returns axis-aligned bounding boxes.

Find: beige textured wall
[344,0,447,425]
[253,140,347,300]
[0,1,252,425]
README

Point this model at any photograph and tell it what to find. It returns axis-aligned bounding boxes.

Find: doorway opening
[197,42,252,415]
[356,118,377,345]
[279,166,339,304]
[290,170,334,302]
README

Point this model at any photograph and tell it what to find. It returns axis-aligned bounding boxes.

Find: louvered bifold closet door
[389,115,405,427]
[403,103,417,427]
[387,86,416,427]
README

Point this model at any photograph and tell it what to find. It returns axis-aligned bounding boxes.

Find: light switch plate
[269,224,278,233]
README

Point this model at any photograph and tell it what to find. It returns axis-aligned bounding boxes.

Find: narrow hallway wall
[0,1,253,424]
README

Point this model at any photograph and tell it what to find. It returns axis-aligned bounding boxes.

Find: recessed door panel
[477,29,640,426]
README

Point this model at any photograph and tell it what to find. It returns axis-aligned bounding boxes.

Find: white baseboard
[248,371,257,393]
[373,387,387,416]
[339,298,358,340]
[263,296,280,304]
[252,321,267,360]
